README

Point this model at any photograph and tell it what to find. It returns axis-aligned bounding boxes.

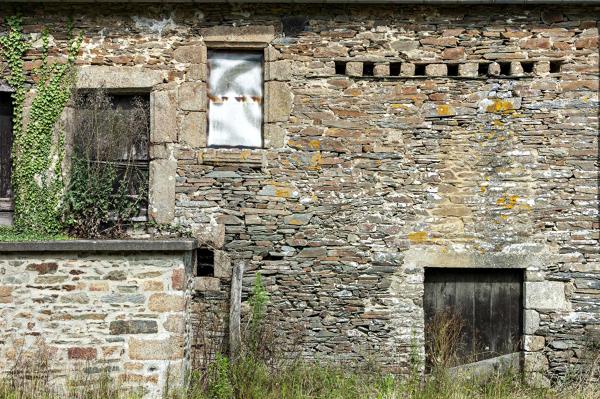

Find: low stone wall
[0,240,195,398]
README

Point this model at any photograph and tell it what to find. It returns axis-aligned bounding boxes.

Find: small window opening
[414,64,426,76]
[550,60,562,73]
[362,62,374,76]
[196,248,215,277]
[335,61,347,75]
[447,64,459,77]
[499,62,511,76]
[478,62,489,77]
[521,62,534,74]
[389,62,401,76]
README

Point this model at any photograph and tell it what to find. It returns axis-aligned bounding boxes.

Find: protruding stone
[458,63,478,77]
[373,63,390,77]
[425,64,448,76]
[345,62,363,77]
[400,63,416,76]
[534,61,550,76]
[510,61,524,76]
[488,62,501,76]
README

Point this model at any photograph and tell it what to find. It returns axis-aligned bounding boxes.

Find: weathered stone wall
[0,3,599,387]
[0,246,192,397]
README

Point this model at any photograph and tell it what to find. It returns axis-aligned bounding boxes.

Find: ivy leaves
[0,15,82,235]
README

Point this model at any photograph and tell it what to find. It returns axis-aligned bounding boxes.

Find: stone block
[523,352,548,373]
[201,25,276,43]
[151,90,177,143]
[265,82,293,123]
[173,45,206,64]
[525,281,570,311]
[171,268,185,291]
[391,40,419,51]
[345,62,363,77]
[77,66,165,89]
[110,320,158,335]
[510,61,524,76]
[458,63,478,77]
[149,143,175,160]
[26,262,58,274]
[524,335,545,352]
[214,250,232,278]
[488,62,501,76]
[442,47,465,60]
[163,314,185,333]
[68,347,97,360]
[180,112,207,148]
[524,309,540,334]
[148,293,184,312]
[186,64,207,82]
[128,337,184,360]
[148,159,177,224]
[178,82,207,112]
[264,124,285,148]
[534,61,550,76]
[193,277,220,292]
[374,63,390,77]
[0,286,12,303]
[265,60,292,81]
[400,63,415,76]
[425,64,448,76]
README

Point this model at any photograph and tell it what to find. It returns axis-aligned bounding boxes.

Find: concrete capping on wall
[0,239,197,252]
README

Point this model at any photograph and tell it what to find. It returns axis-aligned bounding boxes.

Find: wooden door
[424,268,523,366]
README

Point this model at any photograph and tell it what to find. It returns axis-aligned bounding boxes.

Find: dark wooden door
[424,268,523,366]
[0,92,13,199]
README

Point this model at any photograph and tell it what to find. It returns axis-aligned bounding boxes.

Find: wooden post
[229,260,244,360]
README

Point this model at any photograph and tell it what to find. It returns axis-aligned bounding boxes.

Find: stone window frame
[75,66,175,224]
[198,26,292,150]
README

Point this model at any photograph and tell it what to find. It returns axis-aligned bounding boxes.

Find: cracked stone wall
[0,3,598,386]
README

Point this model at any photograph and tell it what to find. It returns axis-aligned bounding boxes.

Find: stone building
[0,0,598,397]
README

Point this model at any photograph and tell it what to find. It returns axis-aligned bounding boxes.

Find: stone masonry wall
[0,249,191,397]
[0,3,599,387]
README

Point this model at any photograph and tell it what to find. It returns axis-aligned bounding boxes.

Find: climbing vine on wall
[0,15,82,235]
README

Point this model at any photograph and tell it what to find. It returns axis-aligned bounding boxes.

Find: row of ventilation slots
[334,60,562,77]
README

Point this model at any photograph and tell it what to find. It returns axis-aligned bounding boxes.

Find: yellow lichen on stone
[240,149,251,160]
[308,140,321,150]
[436,104,452,116]
[408,231,428,243]
[486,99,514,113]
[275,188,291,198]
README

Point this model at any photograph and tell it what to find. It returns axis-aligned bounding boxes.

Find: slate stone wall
[0,250,191,397]
[0,3,598,387]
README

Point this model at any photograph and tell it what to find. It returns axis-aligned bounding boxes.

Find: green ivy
[0,16,82,235]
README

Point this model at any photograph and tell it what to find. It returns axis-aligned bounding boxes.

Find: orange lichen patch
[275,188,292,198]
[486,99,514,113]
[240,149,251,160]
[408,231,428,243]
[480,185,487,193]
[436,104,452,116]
[307,153,322,170]
[308,140,321,150]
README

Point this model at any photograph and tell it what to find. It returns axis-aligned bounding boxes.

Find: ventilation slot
[478,62,489,77]
[362,62,374,76]
[550,60,562,73]
[335,61,347,75]
[414,64,426,76]
[447,64,459,77]
[263,253,284,261]
[196,248,214,277]
[499,62,511,76]
[390,62,401,76]
[521,62,534,74]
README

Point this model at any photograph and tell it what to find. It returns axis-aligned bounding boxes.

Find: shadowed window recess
[0,92,13,225]
[207,51,263,148]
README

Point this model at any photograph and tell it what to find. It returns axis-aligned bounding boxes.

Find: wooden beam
[229,260,244,360]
